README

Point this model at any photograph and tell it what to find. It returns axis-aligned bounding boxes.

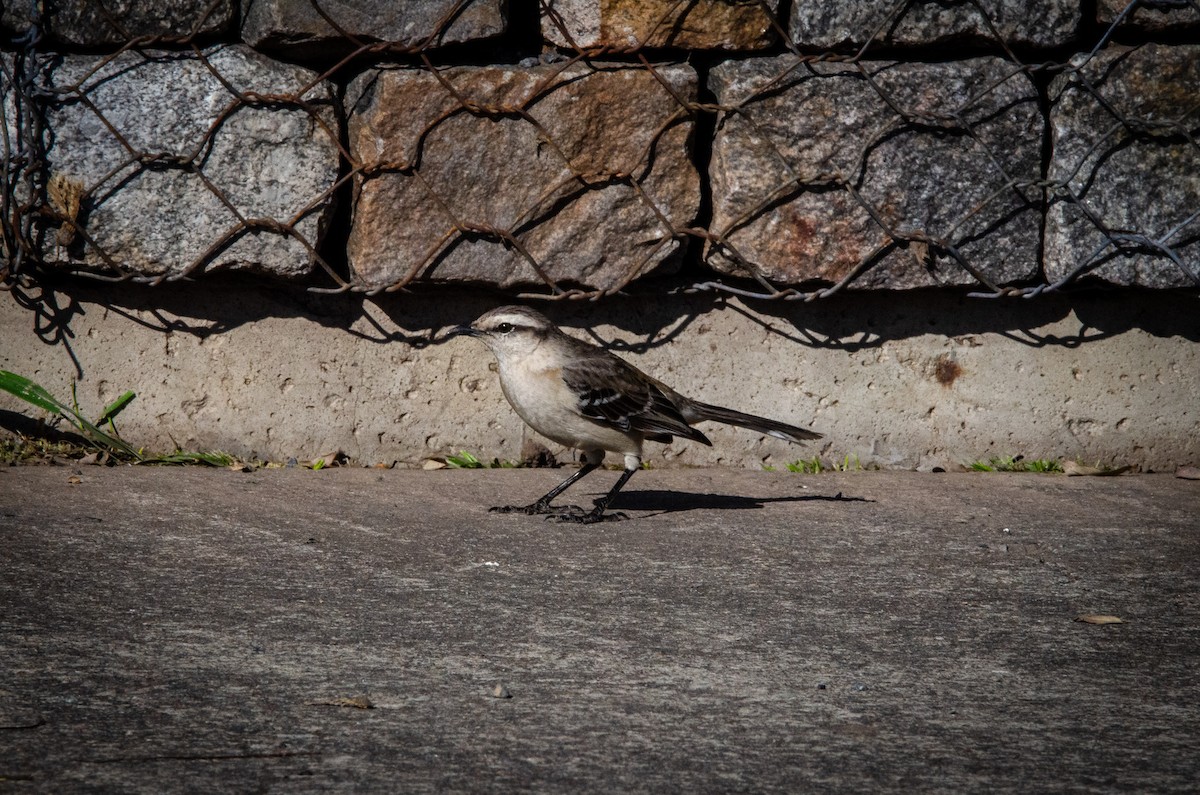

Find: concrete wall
[2,284,1196,471]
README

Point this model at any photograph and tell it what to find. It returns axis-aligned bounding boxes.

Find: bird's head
[452,305,556,358]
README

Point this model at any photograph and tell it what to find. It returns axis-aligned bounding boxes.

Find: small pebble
[491,684,512,699]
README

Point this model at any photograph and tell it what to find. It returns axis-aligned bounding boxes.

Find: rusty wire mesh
[2,0,1197,302]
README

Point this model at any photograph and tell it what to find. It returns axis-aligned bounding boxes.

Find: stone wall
[4,0,1198,297]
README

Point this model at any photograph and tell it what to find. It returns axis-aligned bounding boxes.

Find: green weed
[446,450,519,469]
[1,370,140,459]
[2,370,247,468]
[764,454,864,474]
[970,455,1062,473]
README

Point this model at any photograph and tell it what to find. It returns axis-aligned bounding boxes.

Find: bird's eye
[496,323,514,334]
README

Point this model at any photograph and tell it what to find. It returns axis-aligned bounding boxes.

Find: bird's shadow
[602,488,871,516]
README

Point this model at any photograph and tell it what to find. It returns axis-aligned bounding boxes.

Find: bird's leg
[490,462,599,516]
[554,466,637,524]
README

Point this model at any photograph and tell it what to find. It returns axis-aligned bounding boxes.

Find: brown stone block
[346,63,700,292]
[542,0,780,51]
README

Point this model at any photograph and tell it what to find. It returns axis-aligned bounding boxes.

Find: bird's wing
[560,352,712,446]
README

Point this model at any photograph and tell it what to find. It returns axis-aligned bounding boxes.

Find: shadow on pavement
[609,489,872,514]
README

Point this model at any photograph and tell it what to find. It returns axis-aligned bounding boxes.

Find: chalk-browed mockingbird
[454,305,822,523]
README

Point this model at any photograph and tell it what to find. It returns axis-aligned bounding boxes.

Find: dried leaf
[1175,466,1200,480]
[336,695,373,709]
[910,240,930,267]
[48,173,85,246]
[77,452,99,466]
[66,475,82,485]
[1063,461,1133,477]
[1075,614,1124,625]
[422,459,447,470]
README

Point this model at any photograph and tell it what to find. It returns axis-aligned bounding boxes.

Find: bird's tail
[688,401,822,444]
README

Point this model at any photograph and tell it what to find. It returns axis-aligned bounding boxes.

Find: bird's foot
[489,502,584,516]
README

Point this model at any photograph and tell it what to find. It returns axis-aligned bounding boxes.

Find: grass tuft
[969,455,1062,473]
[2,371,253,469]
[445,450,519,469]
[764,454,864,473]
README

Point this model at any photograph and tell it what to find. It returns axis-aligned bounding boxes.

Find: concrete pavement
[1,466,1198,792]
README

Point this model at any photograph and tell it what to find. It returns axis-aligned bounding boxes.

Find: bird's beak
[449,324,481,339]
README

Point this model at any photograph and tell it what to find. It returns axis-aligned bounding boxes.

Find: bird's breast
[496,358,640,455]
[497,360,570,436]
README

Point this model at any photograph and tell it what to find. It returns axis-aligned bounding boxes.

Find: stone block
[1045,44,1200,288]
[37,45,340,280]
[241,0,506,55]
[790,0,1079,51]
[707,55,1043,290]
[2,0,234,45]
[542,0,779,51]
[1097,0,1200,34]
[346,63,700,292]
